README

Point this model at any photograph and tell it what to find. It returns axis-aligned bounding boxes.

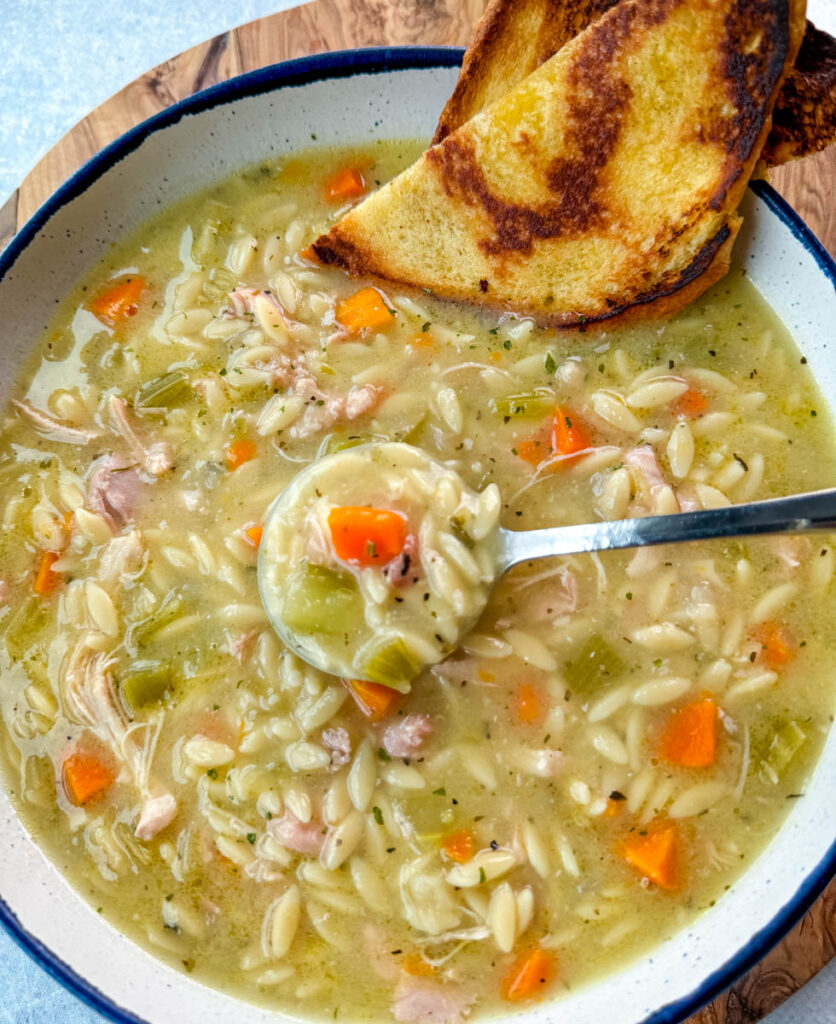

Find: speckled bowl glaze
[0,47,834,1024]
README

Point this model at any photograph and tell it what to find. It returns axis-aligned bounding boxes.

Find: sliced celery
[282,564,363,636]
[120,660,171,714]
[203,267,238,303]
[192,221,221,266]
[361,637,422,692]
[3,596,49,660]
[563,634,625,694]
[757,720,806,785]
[490,391,555,420]
[319,433,370,456]
[137,370,189,410]
[133,591,186,645]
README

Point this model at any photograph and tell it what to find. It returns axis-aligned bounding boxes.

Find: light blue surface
[1,2,835,1023]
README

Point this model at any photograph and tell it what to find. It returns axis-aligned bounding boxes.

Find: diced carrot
[299,245,320,264]
[410,332,436,349]
[477,669,495,682]
[402,954,436,977]
[345,678,400,721]
[513,682,548,725]
[622,821,681,890]
[62,750,114,806]
[500,948,558,1002]
[490,351,502,363]
[441,828,474,864]
[658,699,717,767]
[752,620,793,668]
[328,506,407,566]
[335,288,394,334]
[604,797,622,817]
[673,388,707,418]
[225,438,257,471]
[90,276,145,327]
[244,523,264,548]
[517,407,592,471]
[551,406,592,460]
[324,167,367,202]
[33,550,61,595]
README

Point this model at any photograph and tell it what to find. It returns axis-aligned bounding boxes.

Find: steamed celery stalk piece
[490,391,555,420]
[563,634,625,695]
[137,370,189,410]
[281,563,364,636]
[120,660,171,715]
[133,591,186,646]
[361,637,424,693]
[757,720,806,785]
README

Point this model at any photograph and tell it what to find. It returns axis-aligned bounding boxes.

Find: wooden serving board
[1,2,834,1021]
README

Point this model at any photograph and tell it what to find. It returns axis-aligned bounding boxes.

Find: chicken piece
[393,975,475,1024]
[135,792,177,841]
[321,726,352,767]
[107,395,174,476]
[87,455,142,531]
[98,530,146,584]
[269,810,326,855]
[382,714,433,759]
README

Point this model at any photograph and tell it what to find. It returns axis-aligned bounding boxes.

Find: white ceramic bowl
[1,47,835,1024]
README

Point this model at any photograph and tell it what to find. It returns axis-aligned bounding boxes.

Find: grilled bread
[433,0,833,167]
[313,0,805,328]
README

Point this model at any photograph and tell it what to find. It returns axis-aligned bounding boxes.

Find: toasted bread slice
[313,0,804,328]
[433,0,831,167]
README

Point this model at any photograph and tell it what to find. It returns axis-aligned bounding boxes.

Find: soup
[0,140,834,1022]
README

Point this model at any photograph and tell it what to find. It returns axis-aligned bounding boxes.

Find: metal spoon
[258,444,836,679]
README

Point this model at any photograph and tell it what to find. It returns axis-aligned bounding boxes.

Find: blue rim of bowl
[0,43,835,1024]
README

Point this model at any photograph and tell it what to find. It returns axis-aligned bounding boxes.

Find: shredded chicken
[382,714,433,759]
[87,454,142,530]
[289,383,380,440]
[13,399,100,445]
[321,726,352,767]
[393,976,475,1024]
[107,395,174,476]
[98,530,146,585]
[61,643,176,840]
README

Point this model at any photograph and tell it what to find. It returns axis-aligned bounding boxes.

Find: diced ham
[108,395,174,477]
[268,810,326,855]
[676,490,700,513]
[227,629,259,663]
[321,726,352,767]
[12,399,100,445]
[227,287,286,322]
[393,976,475,1024]
[382,714,433,759]
[87,454,142,530]
[135,792,177,841]
[774,535,811,571]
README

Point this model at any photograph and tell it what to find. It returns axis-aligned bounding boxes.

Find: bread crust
[314,0,805,328]
[434,0,829,167]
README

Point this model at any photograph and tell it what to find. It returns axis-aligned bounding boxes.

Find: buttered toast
[313,0,805,328]
[433,0,834,167]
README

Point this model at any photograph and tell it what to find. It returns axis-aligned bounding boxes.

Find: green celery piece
[133,591,186,645]
[319,433,370,456]
[203,267,238,303]
[4,596,49,660]
[490,391,555,420]
[757,720,806,785]
[192,221,221,266]
[563,634,625,694]
[361,638,422,693]
[282,564,363,636]
[137,370,189,410]
[120,661,171,714]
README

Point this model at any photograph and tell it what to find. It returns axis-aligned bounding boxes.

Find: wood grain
[1,2,834,1022]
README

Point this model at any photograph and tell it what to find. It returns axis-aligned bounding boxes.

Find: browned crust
[312,217,740,330]
[762,21,836,164]
[436,0,832,168]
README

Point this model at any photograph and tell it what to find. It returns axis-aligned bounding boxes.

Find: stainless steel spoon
[258,444,836,679]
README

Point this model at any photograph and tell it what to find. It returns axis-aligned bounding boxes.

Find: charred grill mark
[427,0,680,257]
[709,0,791,208]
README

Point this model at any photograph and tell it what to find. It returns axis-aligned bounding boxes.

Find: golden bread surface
[314,0,804,327]
[434,0,830,167]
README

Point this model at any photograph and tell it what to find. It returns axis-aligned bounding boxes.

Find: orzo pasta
[0,141,834,1022]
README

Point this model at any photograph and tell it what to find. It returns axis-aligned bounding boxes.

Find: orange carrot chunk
[335,288,394,334]
[441,829,475,864]
[62,751,114,806]
[402,955,436,977]
[752,620,793,668]
[673,388,707,418]
[500,948,558,1002]
[226,438,257,471]
[324,167,367,202]
[517,439,545,466]
[622,821,681,890]
[299,245,320,264]
[659,698,717,767]
[328,506,407,566]
[514,682,548,725]
[90,276,145,326]
[551,406,592,460]
[33,550,61,595]
[345,678,400,721]
[244,523,264,548]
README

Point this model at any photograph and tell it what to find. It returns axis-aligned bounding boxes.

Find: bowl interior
[1,49,835,1024]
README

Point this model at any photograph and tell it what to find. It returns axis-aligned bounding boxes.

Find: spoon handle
[496,487,836,573]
